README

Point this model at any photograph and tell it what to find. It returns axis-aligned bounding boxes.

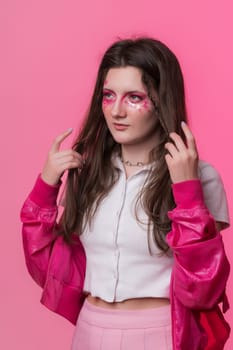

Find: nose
[111,99,127,118]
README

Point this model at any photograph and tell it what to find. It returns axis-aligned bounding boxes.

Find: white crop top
[79,158,230,302]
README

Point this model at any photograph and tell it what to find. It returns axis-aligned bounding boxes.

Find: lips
[113,123,129,130]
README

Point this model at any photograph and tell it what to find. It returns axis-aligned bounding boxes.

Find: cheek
[102,101,113,122]
[102,95,116,108]
[132,108,157,130]
[141,99,151,110]
[125,98,153,113]
[125,100,142,110]
[102,100,113,114]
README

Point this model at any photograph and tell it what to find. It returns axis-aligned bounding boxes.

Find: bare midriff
[87,295,170,310]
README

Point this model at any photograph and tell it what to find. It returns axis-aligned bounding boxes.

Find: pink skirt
[71,298,172,350]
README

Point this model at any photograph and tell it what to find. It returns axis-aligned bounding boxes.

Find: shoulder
[198,160,230,230]
[198,160,222,183]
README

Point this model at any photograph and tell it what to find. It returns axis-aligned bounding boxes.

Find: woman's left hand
[164,122,199,184]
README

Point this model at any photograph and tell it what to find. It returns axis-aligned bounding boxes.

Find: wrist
[171,172,199,184]
[41,172,61,186]
[29,174,61,208]
[172,179,205,209]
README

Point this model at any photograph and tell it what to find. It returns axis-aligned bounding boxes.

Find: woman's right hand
[41,128,83,186]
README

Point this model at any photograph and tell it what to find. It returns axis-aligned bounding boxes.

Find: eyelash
[102,92,144,102]
[128,95,143,102]
[102,92,114,99]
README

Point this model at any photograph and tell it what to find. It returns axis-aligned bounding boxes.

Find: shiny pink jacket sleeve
[166,179,230,310]
[21,175,86,323]
[21,175,62,287]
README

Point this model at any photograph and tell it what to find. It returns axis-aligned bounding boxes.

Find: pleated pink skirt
[71,298,172,350]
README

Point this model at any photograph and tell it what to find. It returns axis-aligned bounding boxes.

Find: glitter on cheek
[102,100,113,111]
[102,99,113,107]
[139,98,154,112]
[124,100,142,110]
[142,99,152,111]
[102,96,116,110]
[124,98,152,112]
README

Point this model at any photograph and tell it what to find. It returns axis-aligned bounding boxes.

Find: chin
[111,135,134,145]
[109,129,140,145]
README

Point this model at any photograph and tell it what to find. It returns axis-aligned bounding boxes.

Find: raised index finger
[181,122,197,151]
[50,128,73,153]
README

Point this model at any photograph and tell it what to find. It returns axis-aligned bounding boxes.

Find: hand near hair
[41,128,83,186]
[164,122,199,184]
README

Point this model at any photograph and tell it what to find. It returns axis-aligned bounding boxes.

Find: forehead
[104,66,146,92]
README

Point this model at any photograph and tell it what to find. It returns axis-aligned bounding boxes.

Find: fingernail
[67,128,73,132]
[181,121,186,126]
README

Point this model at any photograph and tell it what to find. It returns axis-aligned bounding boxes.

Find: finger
[56,160,82,175]
[63,161,82,170]
[54,155,84,170]
[54,150,83,163]
[169,132,187,152]
[50,128,73,153]
[164,142,179,158]
[165,153,173,168]
[181,122,197,151]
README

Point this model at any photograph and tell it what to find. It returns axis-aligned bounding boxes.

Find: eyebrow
[102,88,147,95]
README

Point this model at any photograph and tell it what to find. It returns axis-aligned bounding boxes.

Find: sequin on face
[123,94,151,111]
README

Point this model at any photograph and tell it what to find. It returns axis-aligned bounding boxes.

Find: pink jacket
[20,176,230,349]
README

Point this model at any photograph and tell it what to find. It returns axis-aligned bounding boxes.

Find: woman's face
[102,66,159,148]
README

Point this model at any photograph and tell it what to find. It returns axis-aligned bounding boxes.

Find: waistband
[78,298,171,329]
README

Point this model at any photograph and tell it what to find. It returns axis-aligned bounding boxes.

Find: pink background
[1,0,232,348]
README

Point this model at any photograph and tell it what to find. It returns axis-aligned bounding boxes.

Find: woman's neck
[119,145,153,179]
[120,144,153,166]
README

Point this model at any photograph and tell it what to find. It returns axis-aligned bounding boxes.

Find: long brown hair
[59,37,188,252]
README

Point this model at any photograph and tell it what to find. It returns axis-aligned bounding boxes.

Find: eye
[128,94,144,103]
[102,91,115,100]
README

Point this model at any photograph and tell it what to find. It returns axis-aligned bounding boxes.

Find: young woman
[20,38,230,350]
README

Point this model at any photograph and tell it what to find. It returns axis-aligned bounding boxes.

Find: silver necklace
[120,157,145,167]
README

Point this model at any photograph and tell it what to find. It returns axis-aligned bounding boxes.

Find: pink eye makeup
[124,93,151,110]
[102,89,152,110]
[128,93,145,102]
[102,89,116,105]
